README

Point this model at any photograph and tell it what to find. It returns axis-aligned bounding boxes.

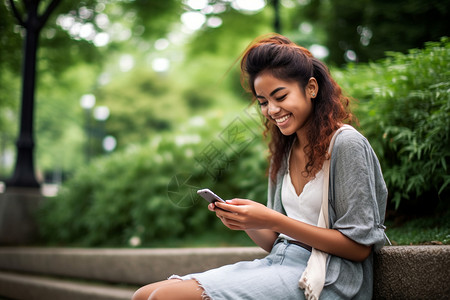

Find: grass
[384,209,450,246]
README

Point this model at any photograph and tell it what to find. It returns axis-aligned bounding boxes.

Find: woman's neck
[295,128,308,148]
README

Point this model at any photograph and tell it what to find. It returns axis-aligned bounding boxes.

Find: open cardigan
[267,128,388,299]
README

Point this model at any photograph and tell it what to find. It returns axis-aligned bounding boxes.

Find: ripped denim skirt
[170,239,312,300]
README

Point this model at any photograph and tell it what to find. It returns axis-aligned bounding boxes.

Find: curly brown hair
[240,34,355,181]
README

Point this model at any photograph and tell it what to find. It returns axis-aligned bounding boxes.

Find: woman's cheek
[261,108,271,120]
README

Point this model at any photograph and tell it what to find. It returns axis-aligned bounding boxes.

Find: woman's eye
[258,101,268,107]
[276,94,287,101]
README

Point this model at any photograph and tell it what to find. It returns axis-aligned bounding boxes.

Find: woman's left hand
[213,198,275,231]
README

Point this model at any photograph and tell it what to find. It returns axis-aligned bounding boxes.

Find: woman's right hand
[213,199,278,231]
[209,199,277,252]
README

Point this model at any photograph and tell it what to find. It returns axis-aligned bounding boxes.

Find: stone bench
[0,245,448,299]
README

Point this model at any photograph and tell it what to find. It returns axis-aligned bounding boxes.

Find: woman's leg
[132,279,205,300]
[133,280,177,300]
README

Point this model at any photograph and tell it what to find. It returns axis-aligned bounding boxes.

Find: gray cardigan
[267,128,388,299]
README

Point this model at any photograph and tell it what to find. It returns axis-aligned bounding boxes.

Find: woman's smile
[274,113,291,124]
[273,113,292,126]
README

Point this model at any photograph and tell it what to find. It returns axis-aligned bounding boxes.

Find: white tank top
[278,148,324,241]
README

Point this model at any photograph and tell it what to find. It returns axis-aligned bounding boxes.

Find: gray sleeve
[267,174,277,210]
[267,156,287,215]
[329,130,388,252]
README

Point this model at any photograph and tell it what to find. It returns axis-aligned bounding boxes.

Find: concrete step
[0,246,449,300]
[0,247,267,286]
[0,271,135,300]
[0,247,266,300]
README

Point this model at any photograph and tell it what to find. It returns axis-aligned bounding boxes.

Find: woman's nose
[268,101,281,116]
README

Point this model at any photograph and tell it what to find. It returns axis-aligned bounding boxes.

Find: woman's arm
[245,229,278,252]
[270,212,371,261]
[214,199,371,262]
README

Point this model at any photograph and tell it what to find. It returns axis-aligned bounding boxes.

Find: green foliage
[0,4,21,172]
[0,3,22,74]
[336,37,450,210]
[185,8,272,59]
[37,112,268,247]
[35,63,99,176]
[95,67,183,148]
[302,0,450,65]
[385,210,450,245]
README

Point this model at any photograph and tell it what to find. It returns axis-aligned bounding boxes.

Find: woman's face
[254,72,317,137]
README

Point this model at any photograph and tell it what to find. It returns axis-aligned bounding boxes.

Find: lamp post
[80,94,96,162]
[5,0,62,189]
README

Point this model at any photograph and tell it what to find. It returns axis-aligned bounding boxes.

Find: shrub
[336,37,450,211]
[38,111,268,247]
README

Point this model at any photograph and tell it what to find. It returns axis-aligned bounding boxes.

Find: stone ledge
[0,271,135,300]
[0,247,267,285]
[373,245,450,300]
[0,245,449,299]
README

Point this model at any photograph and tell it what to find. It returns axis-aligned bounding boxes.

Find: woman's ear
[307,77,319,98]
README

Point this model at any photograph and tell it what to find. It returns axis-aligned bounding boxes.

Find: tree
[299,0,450,65]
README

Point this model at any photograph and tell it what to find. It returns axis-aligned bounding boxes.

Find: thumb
[226,198,252,205]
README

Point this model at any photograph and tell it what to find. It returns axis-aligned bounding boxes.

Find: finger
[223,213,247,229]
[216,211,239,225]
[223,219,245,230]
[211,203,230,214]
[219,216,237,229]
[215,206,230,217]
[217,210,242,223]
[215,210,225,219]
[226,198,252,205]
[215,201,241,213]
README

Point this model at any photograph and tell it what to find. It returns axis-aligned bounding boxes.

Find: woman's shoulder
[332,126,374,159]
[334,125,369,148]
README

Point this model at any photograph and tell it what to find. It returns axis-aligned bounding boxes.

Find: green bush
[37,111,268,247]
[336,37,450,210]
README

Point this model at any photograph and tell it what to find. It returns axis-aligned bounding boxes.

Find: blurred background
[0,0,449,248]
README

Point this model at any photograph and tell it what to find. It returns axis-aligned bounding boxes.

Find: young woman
[133,34,387,300]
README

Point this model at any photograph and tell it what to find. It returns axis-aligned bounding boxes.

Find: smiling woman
[133,34,388,300]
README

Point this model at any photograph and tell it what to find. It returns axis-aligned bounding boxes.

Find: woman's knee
[132,279,190,300]
[147,279,204,300]
[132,281,172,300]
[132,286,150,300]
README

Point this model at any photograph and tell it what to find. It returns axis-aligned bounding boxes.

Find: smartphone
[197,188,226,204]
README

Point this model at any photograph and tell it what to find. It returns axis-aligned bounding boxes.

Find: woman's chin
[278,127,295,136]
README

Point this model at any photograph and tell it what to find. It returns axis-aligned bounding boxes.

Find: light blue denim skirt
[171,239,314,300]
